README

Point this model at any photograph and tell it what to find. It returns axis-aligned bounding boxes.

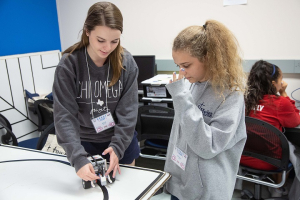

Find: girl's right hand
[169,68,185,83]
[77,163,100,181]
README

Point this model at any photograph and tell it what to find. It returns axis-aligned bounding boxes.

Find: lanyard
[85,47,110,118]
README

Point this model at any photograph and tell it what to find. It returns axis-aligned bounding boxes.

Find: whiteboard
[0,145,171,200]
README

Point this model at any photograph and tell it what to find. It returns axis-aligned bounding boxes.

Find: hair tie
[271,65,276,77]
[203,24,206,30]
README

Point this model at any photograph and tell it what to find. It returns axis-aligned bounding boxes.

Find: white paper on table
[223,0,247,6]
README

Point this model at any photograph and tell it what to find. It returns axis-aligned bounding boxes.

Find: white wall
[57,0,300,59]
[56,0,300,104]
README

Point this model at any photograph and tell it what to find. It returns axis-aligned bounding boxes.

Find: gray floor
[135,156,291,200]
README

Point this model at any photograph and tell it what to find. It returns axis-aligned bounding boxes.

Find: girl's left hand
[169,68,185,83]
[279,80,288,92]
[103,147,121,178]
[279,80,288,97]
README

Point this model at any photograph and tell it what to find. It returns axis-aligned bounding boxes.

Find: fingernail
[102,152,104,155]
[180,68,185,71]
[173,72,176,74]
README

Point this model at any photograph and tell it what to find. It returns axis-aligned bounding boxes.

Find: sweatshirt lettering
[79,81,90,99]
[78,80,123,100]
[254,105,264,111]
[197,102,213,118]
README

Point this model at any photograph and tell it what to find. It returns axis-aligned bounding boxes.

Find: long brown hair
[173,20,246,96]
[245,60,280,115]
[63,2,124,86]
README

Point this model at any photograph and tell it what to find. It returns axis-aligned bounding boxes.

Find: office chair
[136,105,174,160]
[34,99,54,132]
[36,122,55,150]
[0,113,39,148]
[237,116,292,200]
[0,113,18,146]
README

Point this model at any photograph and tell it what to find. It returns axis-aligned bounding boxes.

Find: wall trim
[156,59,300,73]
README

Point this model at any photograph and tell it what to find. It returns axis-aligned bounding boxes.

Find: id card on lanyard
[171,146,188,171]
[91,112,115,133]
[85,47,115,134]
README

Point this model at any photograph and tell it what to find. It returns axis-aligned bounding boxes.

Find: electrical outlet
[294,60,300,73]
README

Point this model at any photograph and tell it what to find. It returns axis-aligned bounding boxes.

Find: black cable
[0,159,70,165]
[97,179,109,200]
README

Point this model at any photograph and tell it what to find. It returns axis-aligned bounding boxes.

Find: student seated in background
[164,20,247,200]
[241,60,300,197]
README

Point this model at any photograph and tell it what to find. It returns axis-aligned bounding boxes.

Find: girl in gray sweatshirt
[164,20,247,200]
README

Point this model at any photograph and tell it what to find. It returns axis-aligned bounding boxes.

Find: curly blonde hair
[173,20,246,96]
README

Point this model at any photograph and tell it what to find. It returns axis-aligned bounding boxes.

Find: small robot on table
[82,155,115,189]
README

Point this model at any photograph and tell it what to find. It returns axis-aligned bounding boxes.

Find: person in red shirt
[241,60,300,196]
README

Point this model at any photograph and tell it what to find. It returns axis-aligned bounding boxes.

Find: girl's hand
[279,80,288,97]
[169,68,185,83]
[77,163,100,181]
[103,147,121,178]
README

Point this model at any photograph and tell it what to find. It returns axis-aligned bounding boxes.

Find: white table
[0,144,170,200]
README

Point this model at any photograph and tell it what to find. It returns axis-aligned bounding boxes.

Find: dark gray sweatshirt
[53,48,138,172]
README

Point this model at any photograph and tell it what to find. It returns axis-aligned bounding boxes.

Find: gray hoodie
[164,79,247,200]
[53,48,138,172]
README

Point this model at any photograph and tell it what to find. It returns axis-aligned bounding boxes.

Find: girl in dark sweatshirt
[53,2,139,182]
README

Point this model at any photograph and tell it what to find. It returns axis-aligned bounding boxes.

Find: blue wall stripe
[0,0,61,56]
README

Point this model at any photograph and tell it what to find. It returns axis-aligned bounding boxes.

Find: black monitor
[133,55,156,90]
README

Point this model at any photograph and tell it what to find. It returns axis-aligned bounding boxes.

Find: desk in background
[0,144,170,200]
[285,125,300,147]
[140,75,176,108]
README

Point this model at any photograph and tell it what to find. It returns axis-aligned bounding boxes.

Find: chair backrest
[136,105,174,141]
[0,113,18,146]
[34,99,54,131]
[36,123,55,150]
[243,116,290,170]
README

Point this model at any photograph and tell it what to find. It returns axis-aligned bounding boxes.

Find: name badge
[171,146,188,171]
[91,112,115,133]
